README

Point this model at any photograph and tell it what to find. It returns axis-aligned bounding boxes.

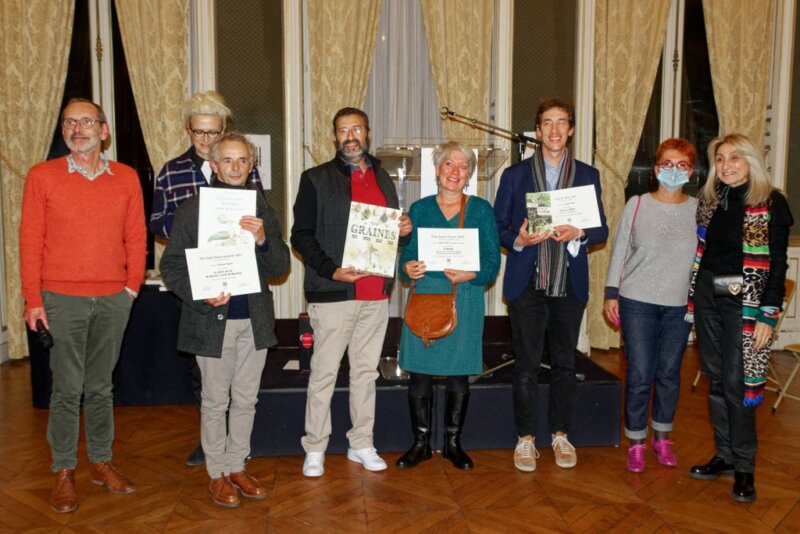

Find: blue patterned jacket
[149,147,263,238]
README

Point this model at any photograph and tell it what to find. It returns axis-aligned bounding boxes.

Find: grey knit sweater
[604,193,697,307]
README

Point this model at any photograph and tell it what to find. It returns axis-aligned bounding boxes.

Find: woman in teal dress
[396,141,500,470]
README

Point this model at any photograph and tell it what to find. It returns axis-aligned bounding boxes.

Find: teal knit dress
[398,195,501,375]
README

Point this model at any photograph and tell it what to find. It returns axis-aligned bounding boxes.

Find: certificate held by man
[198,187,257,246]
[526,184,602,234]
[186,188,261,299]
[185,246,261,300]
[418,228,480,271]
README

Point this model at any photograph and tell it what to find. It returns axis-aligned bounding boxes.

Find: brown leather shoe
[209,475,240,508]
[50,469,78,513]
[229,469,267,500]
[90,462,135,494]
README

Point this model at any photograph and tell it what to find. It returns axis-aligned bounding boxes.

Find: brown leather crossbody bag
[403,195,467,348]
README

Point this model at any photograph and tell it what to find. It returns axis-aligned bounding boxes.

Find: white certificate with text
[534,184,601,230]
[185,245,261,300]
[418,228,480,271]
[198,188,257,247]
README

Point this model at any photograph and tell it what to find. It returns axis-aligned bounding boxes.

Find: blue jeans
[619,296,692,440]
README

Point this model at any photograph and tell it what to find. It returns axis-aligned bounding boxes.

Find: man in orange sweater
[20,98,147,514]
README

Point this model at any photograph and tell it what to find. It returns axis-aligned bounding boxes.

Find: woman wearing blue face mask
[603,138,698,473]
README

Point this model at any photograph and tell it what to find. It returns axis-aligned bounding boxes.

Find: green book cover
[526,192,554,234]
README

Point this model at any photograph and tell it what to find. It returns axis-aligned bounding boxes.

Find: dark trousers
[694,269,756,473]
[509,278,584,436]
[44,290,132,471]
[190,356,202,406]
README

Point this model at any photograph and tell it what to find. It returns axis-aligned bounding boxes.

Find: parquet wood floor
[1,345,799,533]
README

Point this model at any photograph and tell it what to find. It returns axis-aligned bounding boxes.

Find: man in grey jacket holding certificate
[161,132,289,508]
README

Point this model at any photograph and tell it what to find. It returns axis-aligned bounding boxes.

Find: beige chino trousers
[301,300,389,452]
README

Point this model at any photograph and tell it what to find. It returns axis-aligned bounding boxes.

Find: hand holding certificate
[526,184,601,234]
[186,188,262,300]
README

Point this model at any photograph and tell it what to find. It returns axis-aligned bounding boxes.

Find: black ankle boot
[442,392,473,470]
[689,456,735,480]
[731,472,756,502]
[396,396,433,468]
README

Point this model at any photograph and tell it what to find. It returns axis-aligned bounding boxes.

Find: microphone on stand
[440,106,540,163]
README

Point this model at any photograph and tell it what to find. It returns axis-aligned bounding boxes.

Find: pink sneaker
[626,443,646,473]
[651,438,677,467]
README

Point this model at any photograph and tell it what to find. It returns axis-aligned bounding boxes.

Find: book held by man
[342,201,403,277]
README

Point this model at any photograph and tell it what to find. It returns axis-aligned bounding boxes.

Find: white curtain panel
[364,0,444,150]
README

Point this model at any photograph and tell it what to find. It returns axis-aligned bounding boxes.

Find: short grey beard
[65,136,101,155]
[338,148,364,165]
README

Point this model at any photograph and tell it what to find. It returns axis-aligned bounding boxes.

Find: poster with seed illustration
[342,201,402,277]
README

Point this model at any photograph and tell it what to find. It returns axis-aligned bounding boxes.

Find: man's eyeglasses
[336,126,365,136]
[658,160,691,171]
[190,129,221,139]
[62,117,101,129]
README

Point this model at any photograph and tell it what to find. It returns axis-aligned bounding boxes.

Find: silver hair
[210,131,258,166]
[432,141,477,176]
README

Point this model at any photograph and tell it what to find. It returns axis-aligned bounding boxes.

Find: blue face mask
[657,168,690,190]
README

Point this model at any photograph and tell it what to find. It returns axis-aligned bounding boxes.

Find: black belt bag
[713,274,743,296]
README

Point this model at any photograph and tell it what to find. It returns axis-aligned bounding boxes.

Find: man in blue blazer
[494,98,608,473]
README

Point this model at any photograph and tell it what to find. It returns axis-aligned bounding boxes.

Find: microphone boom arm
[441,107,540,149]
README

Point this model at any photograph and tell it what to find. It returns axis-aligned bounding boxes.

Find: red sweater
[20,157,147,310]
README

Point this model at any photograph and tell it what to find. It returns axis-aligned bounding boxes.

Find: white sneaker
[551,433,577,469]
[303,451,325,477]
[347,447,388,471]
[514,435,539,472]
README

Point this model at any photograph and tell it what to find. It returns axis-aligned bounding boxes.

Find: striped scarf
[531,148,575,296]
[686,183,772,407]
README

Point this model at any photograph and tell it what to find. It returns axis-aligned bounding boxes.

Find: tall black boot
[396,396,433,468]
[442,392,473,470]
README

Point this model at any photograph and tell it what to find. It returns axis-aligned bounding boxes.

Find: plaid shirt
[149,147,263,238]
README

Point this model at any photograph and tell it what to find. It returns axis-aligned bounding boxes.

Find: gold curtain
[420,0,493,141]
[703,0,775,145]
[114,0,189,173]
[590,0,670,349]
[0,1,74,359]
[307,0,382,165]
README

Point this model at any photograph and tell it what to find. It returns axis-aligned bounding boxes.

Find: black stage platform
[251,347,621,455]
[28,288,621,455]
